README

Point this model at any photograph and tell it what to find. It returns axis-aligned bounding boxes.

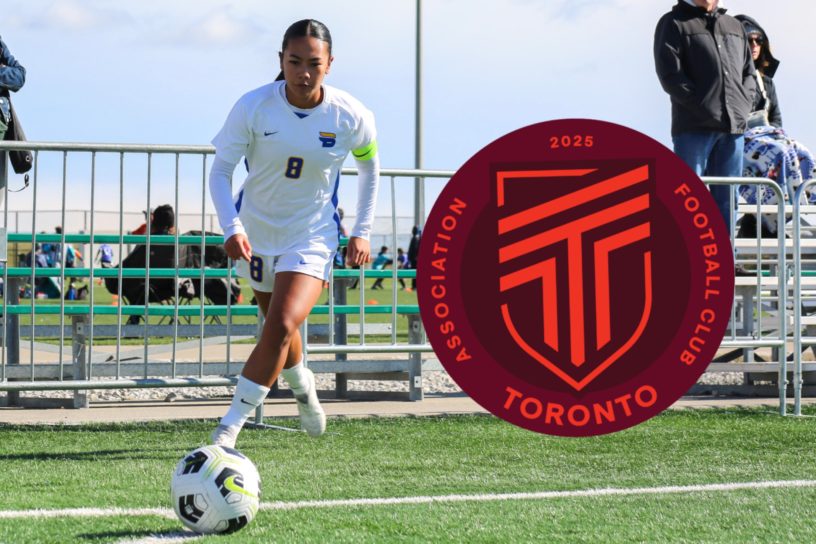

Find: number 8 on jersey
[285,157,304,179]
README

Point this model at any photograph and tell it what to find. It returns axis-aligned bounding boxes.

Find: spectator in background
[407,225,421,289]
[0,35,25,142]
[65,245,83,297]
[95,243,114,268]
[31,243,50,269]
[151,204,175,234]
[654,0,755,234]
[131,206,175,236]
[94,243,115,285]
[49,226,63,267]
[104,204,176,323]
[734,14,816,238]
[53,226,82,270]
[64,244,80,269]
[24,243,59,299]
[370,246,393,290]
[396,247,409,290]
[735,15,781,129]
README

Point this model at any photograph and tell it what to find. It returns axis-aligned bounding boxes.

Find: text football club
[417,119,734,436]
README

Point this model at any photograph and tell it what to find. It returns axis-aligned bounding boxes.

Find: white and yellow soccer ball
[170,445,261,535]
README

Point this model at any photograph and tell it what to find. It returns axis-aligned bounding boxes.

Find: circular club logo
[418,119,734,436]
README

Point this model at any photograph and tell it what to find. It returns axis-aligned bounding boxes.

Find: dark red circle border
[417,119,735,437]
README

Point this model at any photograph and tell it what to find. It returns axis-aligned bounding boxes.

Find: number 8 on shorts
[249,256,264,282]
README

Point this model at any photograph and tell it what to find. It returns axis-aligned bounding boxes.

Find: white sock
[219,375,270,428]
[280,358,309,395]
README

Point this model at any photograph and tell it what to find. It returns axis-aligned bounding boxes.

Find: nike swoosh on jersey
[264,131,278,136]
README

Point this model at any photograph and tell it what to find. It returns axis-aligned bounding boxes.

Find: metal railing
[0,141,452,404]
[704,177,788,415]
[791,179,816,415]
[0,141,808,414]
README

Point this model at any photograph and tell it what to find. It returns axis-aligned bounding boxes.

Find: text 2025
[549,135,594,149]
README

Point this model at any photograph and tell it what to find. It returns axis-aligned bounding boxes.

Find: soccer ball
[170,445,261,535]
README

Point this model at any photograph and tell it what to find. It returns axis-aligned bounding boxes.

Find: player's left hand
[346,236,370,267]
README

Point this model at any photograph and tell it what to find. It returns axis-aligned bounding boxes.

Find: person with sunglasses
[733,14,816,239]
[735,15,781,128]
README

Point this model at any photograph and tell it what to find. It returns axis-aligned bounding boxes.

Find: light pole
[414,0,424,229]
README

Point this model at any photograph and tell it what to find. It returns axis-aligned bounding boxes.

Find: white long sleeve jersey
[210,80,379,255]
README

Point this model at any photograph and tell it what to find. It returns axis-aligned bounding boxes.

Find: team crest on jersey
[319,132,337,148]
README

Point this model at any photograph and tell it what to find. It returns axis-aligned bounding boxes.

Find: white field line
[0,506,176,520]
[261,479,816,510]
[1,479,814,523]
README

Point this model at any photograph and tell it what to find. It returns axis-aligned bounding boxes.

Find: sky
[2,0,815,235]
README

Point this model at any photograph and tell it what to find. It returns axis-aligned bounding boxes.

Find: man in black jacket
[0,35,25,142]
[654,0,756,234]
[105,204,179,324]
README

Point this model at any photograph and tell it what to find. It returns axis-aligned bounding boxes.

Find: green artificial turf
[0,409,815,542]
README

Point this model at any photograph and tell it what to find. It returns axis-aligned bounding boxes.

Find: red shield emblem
[418,119,735,436]
[496,161,653,391]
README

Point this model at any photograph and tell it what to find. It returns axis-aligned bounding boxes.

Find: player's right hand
[225,233,252,262]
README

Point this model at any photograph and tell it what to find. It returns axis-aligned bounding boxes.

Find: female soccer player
[209,19,379,447]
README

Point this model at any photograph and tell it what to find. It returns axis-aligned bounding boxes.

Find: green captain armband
[352,140,378,161]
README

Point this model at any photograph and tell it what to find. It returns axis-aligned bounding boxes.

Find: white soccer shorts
[235,245,334,292]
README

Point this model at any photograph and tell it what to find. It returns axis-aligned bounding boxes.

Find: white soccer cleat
[210,424,239,448]
[294,368,326,437]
